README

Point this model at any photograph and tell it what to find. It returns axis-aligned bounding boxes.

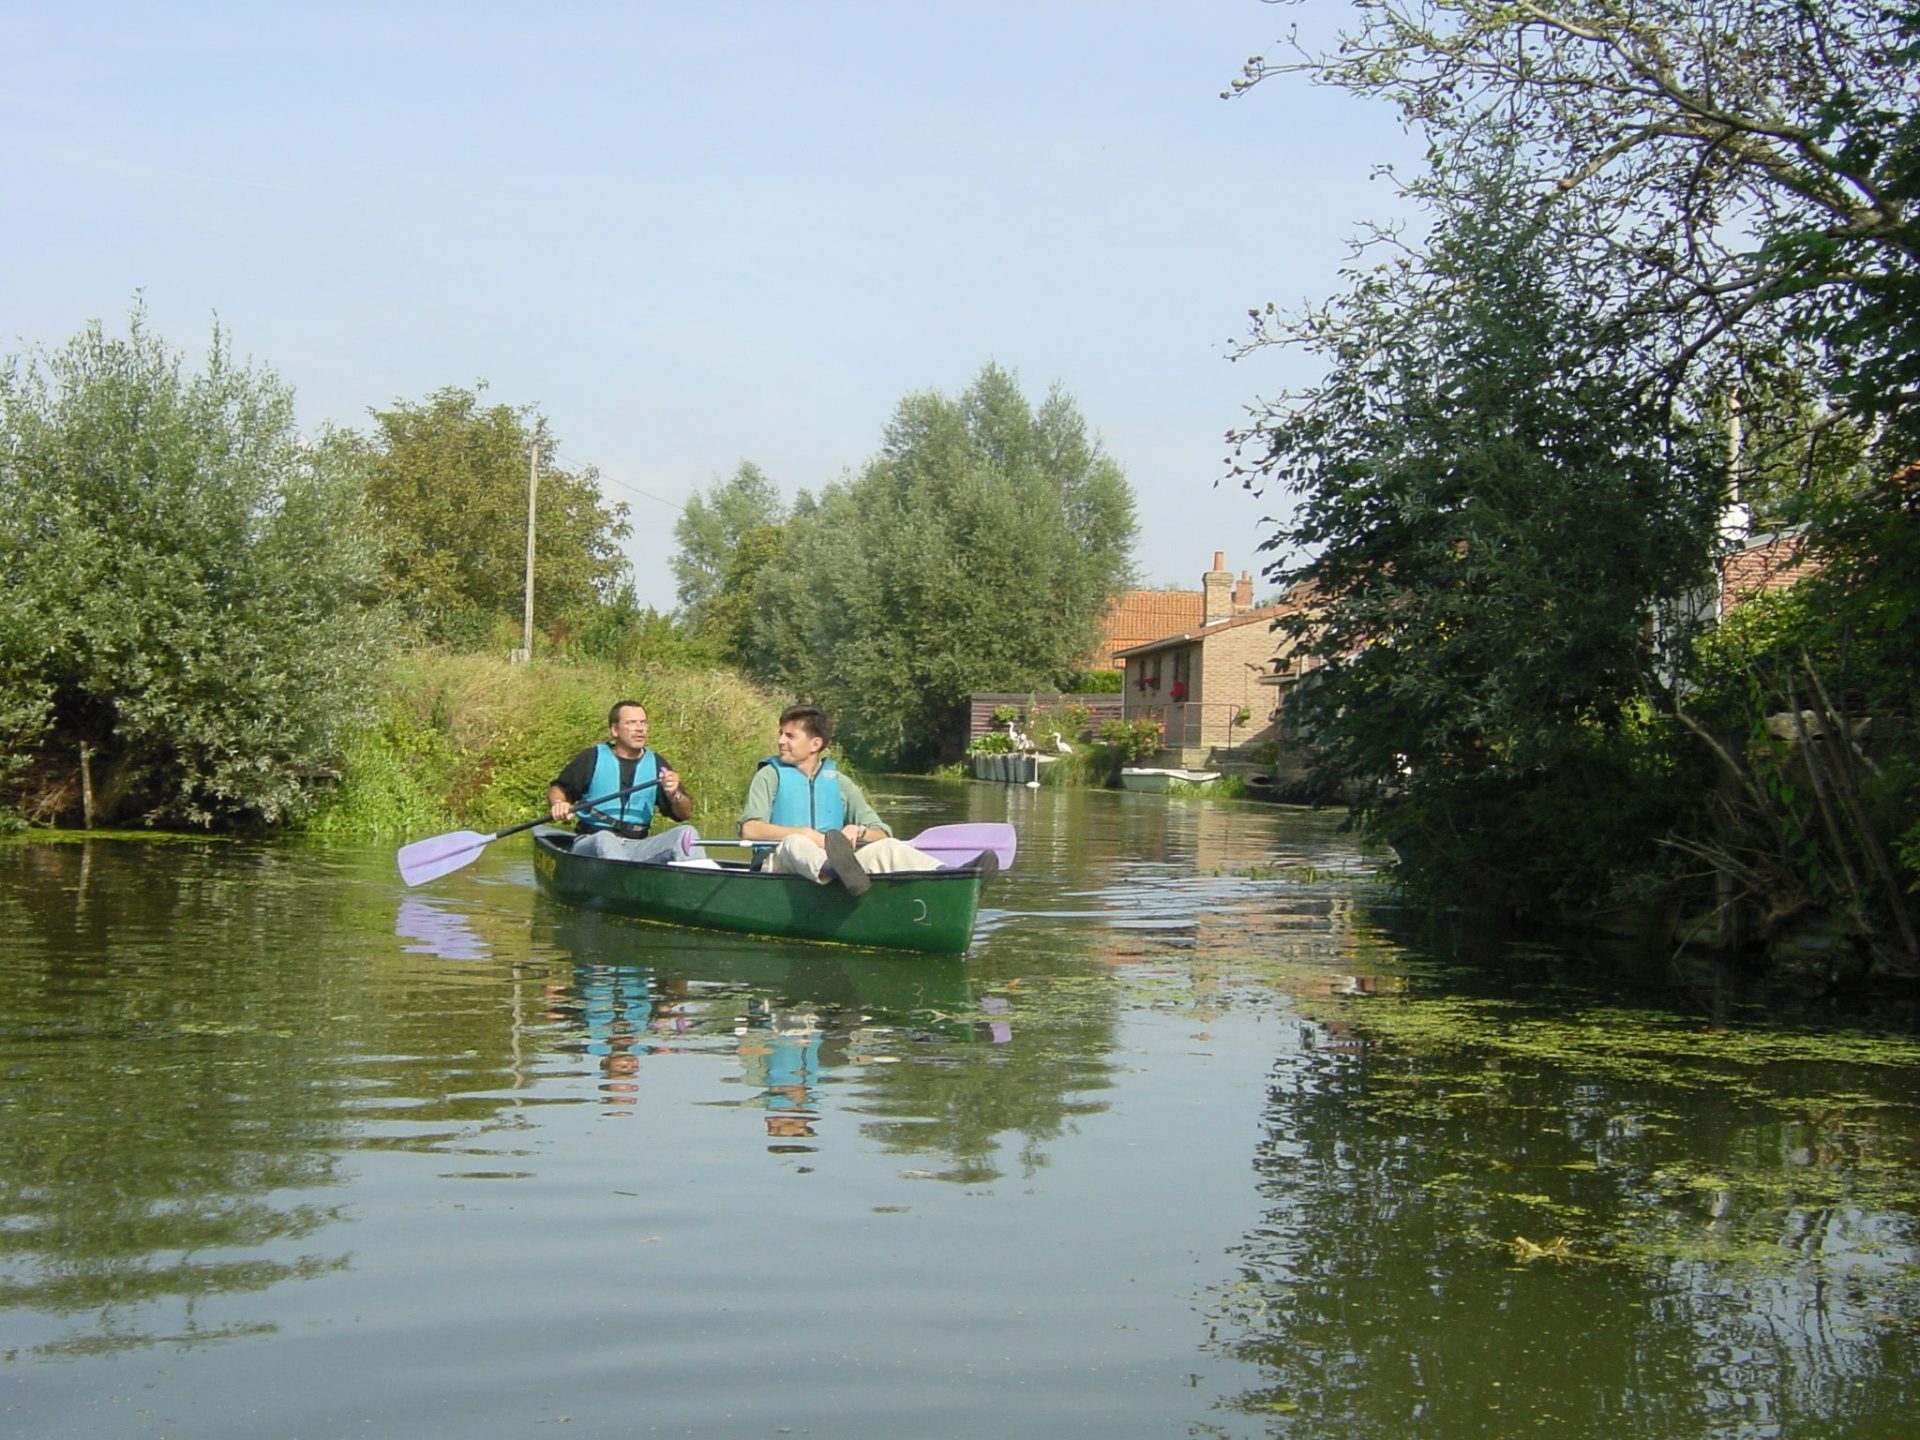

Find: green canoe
[529,828,985,955]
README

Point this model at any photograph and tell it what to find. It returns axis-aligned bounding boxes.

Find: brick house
[1112,554,1313,773]
[1091,554,1257,671]
[1718,528,1818,613]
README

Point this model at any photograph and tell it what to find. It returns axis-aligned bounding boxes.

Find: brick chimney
[1234,571,1253,612]
[1202,551,1233,623]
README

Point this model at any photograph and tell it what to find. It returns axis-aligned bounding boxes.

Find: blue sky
[3,2,1419,612]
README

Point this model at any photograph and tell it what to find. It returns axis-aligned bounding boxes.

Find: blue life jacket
[762,756,846,831]
[580,744,661,834]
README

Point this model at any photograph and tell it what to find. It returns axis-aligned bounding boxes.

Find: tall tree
[753,364,1135,768]
[364,387,631,647]
[1231,0,1920,937]
[0,310,390,827]
[700,521,789,667]
[1232,169,1721,912]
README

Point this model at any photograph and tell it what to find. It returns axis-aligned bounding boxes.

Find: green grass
[304,651,788,836]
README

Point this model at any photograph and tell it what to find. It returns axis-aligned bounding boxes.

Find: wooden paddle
[695,822,1016,870]
[396,780,660,887]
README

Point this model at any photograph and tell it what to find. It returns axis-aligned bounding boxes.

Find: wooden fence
[966,692,1125,744]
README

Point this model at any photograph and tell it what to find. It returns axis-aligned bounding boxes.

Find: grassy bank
[304,652,788,837]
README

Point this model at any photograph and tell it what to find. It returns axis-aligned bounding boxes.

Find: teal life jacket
[581,744,661,835]
[762,756,846,831]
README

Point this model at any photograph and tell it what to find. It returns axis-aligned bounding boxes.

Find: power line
[545,446,686,514]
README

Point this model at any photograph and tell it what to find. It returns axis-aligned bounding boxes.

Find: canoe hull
[530,829,982,956]
[1120,767,1222,793]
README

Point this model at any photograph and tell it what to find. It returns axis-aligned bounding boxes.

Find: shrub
[0,309,389,828]
[1097,716,1163,764]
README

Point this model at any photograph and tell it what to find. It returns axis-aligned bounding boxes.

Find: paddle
[396,780,660,887]
[901,822,1017,869]
[694,822,1016,871]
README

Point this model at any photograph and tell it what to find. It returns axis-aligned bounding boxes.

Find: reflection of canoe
[530,828,983,956]
[1120,767,1222,793]
[542,906,975,1021]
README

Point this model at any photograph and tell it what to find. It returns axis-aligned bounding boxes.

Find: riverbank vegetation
[302,652,782,839]
[674,364,1137,769]
[0,311,389,830]
[1227,0,1918,979]
[1,324,1134,834]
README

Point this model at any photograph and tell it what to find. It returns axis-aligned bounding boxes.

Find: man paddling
[737,704,947,894]
[549,699,696,861]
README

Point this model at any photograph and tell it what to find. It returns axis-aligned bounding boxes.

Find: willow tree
[752,365,1135,768]
[671,460,791,663]
[0,311,389,827]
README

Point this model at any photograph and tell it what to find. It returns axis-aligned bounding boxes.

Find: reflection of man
[600,1048,641,1114]
[765,1113,814,1140]
[737,704,940,895]
[735,1003,824,1146]
[549,699,696,861]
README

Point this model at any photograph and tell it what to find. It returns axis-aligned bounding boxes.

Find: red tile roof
[1112,604,1290,659]
[1093,590,1204,668]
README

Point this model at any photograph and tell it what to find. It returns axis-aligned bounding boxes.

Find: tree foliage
[750,365,1135,768]
[1231,2,1920,946]
[1234,1,1917,420]
[671,461,790,663]
[672,462,786,614]
[0,310,390,827]
[363,387,631,647]
[1237,3,1918,598]
[1233,168,1721,911]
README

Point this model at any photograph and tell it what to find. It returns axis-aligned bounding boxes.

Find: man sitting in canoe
[548,699,697,861]
[738,703,942,895]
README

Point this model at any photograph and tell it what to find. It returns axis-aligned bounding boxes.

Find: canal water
[3,780,1917,1439]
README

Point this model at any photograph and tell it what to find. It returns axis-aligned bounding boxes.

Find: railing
[1123,700,1270,757]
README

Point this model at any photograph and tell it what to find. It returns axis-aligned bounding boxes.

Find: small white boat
[1120,767,1222,794]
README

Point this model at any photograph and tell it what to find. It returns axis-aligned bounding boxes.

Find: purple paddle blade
[909,823,1016,869]
[396,830,493,887]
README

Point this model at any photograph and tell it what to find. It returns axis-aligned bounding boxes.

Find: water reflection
[0,839,354,1357]
[732,998,826,1148]
[526,907,1035,1163]
[394,896,491,960]
[1200,955,1920,1438]
[5,793,1919,1438]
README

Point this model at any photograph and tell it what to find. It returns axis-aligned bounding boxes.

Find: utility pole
[1721,379,1750,544]
[519,439,538,663]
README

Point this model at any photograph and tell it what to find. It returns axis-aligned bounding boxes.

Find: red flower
[1170,681,1188,701]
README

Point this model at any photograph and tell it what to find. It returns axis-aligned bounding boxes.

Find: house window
[1170,649,1191,703]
